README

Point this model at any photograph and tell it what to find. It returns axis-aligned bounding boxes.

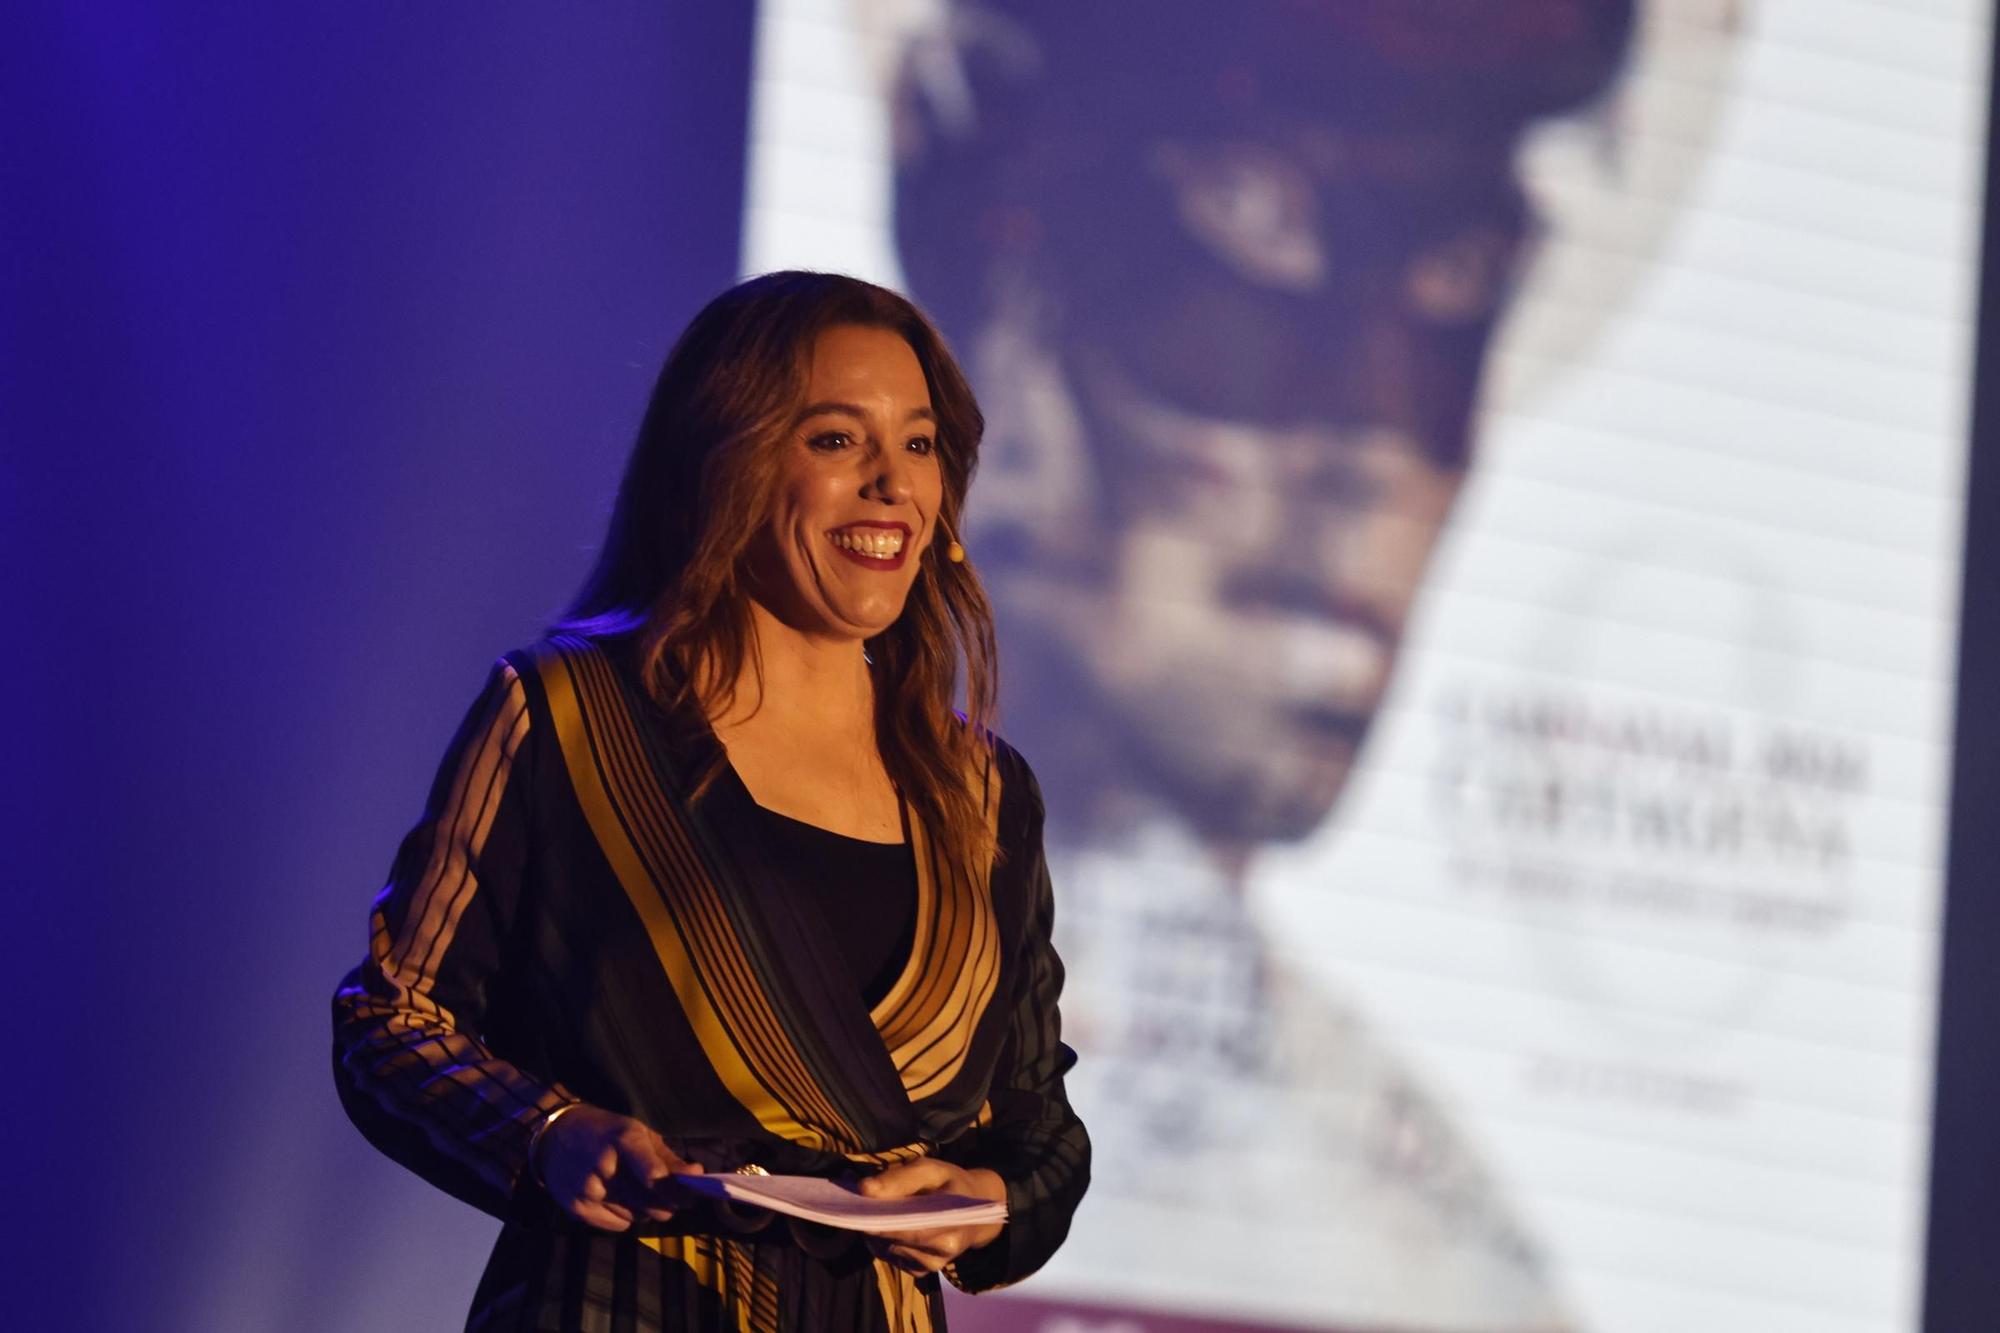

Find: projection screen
[742,2,1989,1329]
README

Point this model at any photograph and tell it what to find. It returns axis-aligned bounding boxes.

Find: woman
[331,271,1090,1332]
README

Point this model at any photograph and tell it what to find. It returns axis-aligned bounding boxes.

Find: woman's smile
[752,323,944,638]
[827,520,912,568]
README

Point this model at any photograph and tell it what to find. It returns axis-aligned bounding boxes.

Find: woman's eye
[906,435,936,456]
[807,431,852,452]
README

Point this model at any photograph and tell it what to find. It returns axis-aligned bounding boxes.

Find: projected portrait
[892,2,1639,1327]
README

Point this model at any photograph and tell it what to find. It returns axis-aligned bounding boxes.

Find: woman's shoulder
[503,631,722,761]
[484,633,652,736]
[955,719,1045,822]
[985,728,1036,787]
[496,630,670,709]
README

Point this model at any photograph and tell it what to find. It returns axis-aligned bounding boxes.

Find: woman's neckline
[592,634,910,847]
[744,792,909,848]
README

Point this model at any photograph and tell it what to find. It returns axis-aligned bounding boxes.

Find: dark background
[1,6,752,1329]
[1,4,1993,1331]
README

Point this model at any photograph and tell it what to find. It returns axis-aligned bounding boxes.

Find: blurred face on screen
[1058,366,1470,846]
[895,1,1630,846]
[978,138,1526,844]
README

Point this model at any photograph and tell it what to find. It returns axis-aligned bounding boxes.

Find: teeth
[830,528,906,557]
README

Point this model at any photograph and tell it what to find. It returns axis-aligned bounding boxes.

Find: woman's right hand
[532,1104,704,1232]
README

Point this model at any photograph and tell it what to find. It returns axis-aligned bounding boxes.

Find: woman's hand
[532,1104,704,1232]
[858,1159,1008,1275]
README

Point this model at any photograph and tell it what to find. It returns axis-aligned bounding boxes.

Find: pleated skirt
[465,1223,947,1333]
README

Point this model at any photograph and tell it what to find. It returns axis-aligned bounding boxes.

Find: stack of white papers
[675,1173,1006,1233]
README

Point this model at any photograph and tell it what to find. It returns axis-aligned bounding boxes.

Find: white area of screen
[743,2,1990,1330]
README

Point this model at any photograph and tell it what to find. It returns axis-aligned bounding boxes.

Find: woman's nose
[865,448,914,504]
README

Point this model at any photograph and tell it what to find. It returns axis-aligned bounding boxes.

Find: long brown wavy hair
[560,271,1001,874]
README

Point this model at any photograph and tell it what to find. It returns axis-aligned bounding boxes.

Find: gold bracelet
[527,1101,586,1190]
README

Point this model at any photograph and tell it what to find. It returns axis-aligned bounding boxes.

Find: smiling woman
[751,325,945,638]
[331,272,1088,1332]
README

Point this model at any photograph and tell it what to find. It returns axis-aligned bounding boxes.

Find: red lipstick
[827,521,912,572]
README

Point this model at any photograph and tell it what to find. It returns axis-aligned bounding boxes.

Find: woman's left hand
[857,1158,1008,1275]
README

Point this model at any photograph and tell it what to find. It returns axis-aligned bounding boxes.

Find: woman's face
[746,323,945,641]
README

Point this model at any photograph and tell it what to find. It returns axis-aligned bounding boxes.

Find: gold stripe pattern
[535,640,855,1152]
[379,664,531,1028]
[871,770,1005,1103]
[638,1235,781,1333]
[870,1261,935,1333]
[531,636,996,1332]
[339,663,574,1192]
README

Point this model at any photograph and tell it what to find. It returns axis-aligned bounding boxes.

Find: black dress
[746,801,919,1011]
[331,634,1089,1332]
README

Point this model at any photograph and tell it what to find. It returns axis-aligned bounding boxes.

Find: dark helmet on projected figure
[893,1,1638,847]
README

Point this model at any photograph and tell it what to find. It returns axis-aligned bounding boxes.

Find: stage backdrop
[741,2,1990,1331]
[5,4,1992,1332]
